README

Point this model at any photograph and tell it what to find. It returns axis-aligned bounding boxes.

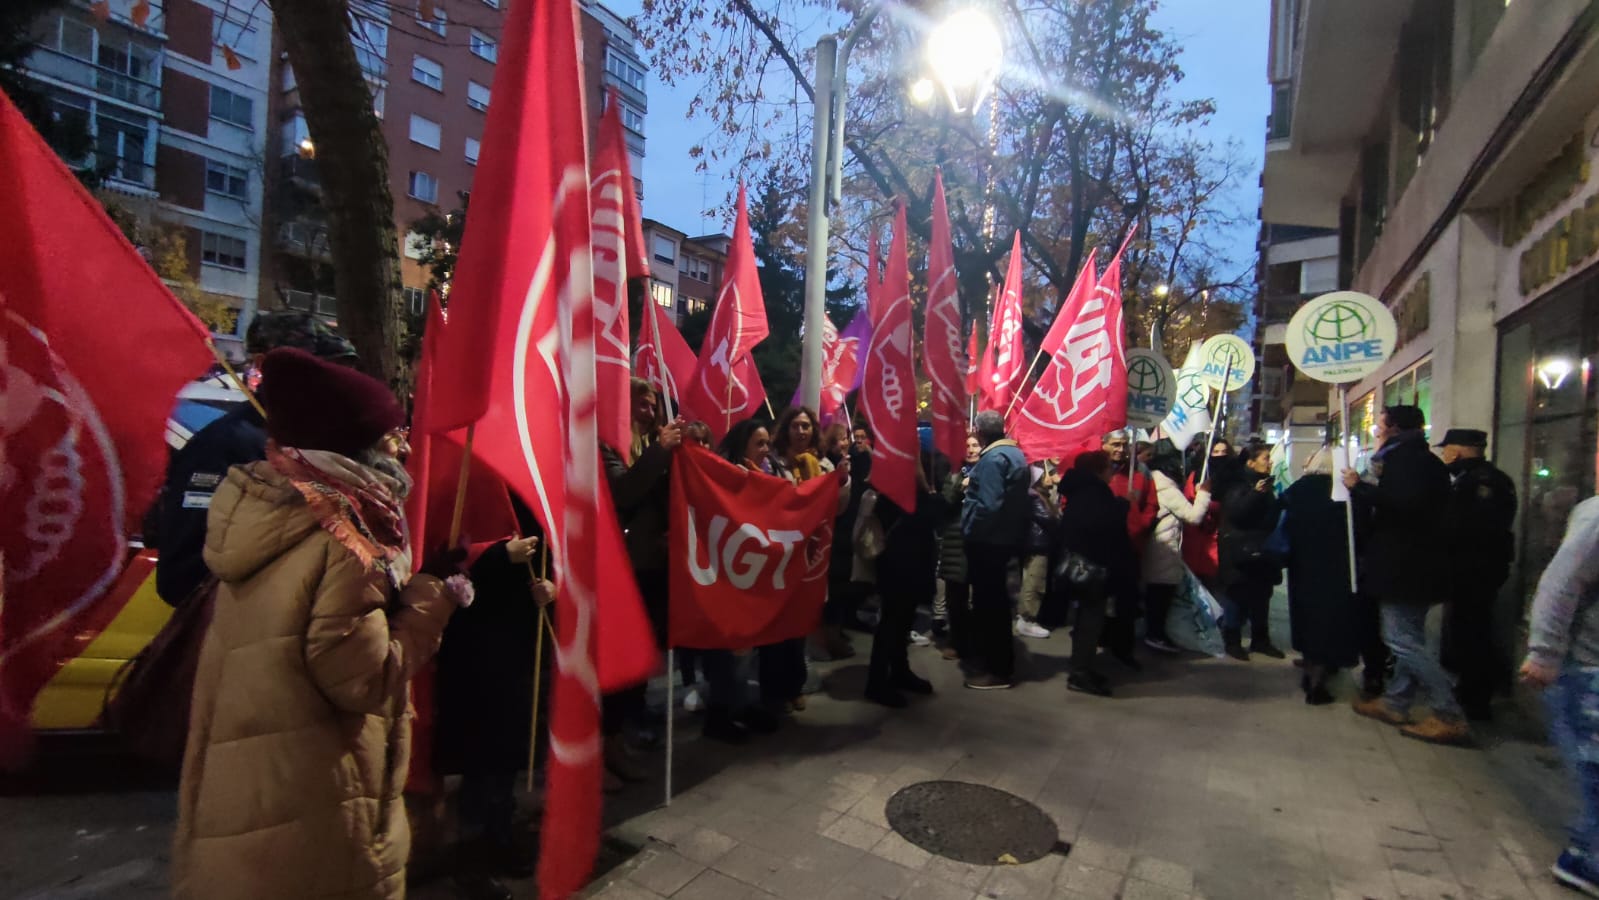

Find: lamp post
[798,6,1003,410]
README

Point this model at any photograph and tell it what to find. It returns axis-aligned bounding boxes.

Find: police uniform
[1437,429,1518,719]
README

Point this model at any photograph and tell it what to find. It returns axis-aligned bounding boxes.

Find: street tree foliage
[637,0,1250,363]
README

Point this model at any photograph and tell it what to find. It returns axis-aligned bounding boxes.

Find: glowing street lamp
[924,8,1004,113]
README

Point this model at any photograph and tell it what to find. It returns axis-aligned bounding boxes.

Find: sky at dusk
[616,2,1269,271]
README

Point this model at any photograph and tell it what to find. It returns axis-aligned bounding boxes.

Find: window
[404,286,427,316]
[465,137,480,165]
[481,0,499,7]
[650,279,674,310]
[416,2,447,35]
[652,235,675,264]
[684,297,707,316]
[1383,358,1434,439]
[409,170,439,203]
[467,80,490,112]
[281,63,297,92]
[205,160,249,198]
[57,17,95,61]
[679,255,711,282]
[209,85,254,130]
[411,55,443,90]
[621,103,645,133]
[353,20,388,75]
[470,30,497,62]
[404,230,427,260]
[370,83,385,119]
[281,113,310,157]
[408,114,441,149]
[604,50,646,91]
[97,38,160,84]
[201,232,248,270]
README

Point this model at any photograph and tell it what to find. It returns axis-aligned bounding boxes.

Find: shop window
[1382,358,1434,438]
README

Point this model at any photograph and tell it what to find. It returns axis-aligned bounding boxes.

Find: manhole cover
[884,781,1059,865]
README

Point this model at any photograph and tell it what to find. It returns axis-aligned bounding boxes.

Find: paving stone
[1129,856,1195,893]
[870,831,934,870]
[670,827,740,866]
[822,814,891,851]
[625,847,706,896]
[673,869,767,900]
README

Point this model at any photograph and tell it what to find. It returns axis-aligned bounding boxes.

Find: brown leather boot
[1400,716,1472,747]
[1351,696,1408,726]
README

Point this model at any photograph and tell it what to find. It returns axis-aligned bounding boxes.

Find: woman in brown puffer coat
[172,348,468,900]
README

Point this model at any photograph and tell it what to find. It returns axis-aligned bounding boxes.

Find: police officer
[154,311,358,607]
[1436,428,1518,721]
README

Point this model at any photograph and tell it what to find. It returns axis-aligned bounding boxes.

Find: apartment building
[264,0,647,320]
[1253,223,1338,473]
[642,219,728,326]
[1261,0,1599,627]
[21,0,273,357]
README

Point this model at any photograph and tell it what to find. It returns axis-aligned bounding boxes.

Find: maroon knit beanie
[259,347,405,457]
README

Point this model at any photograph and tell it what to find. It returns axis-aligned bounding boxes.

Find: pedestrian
[937,435,981,662]
[1016,465,1060,639]
[960,410,1031,690]
[1279,447,1362,704]
[172,348,468,900]
[1056,450,1139,697]
[1142,449,1211,654]
[822,421,851,464]
[866,453,949,707]
[1217,443,1286,661]
[1519,489,1599,897]
[1344,405,1466,745]
[1437,428,1518,721]
[1103,430,1159,667]
[1182,437,1233,588]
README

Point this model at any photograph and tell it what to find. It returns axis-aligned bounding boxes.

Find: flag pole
[447,425,477,546]
[526,541,550,793]
[664,649,675,806]
[1340,385,1358,588]
[1199,367,1231,483]
[764,398,776,419]
[206,338,266,419]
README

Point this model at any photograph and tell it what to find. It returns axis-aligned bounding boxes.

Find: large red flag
[1013,245,1129,462]
[668,445,839,647]
[634,291,697,418]
[411,1,657,895]
[965,325,982,397]
[683,184,768,438]
[924,171,968,463]
[861,202,919,514]
[793,312,861,425]
[593,90,647,459]
[978,232,1026,413]
[0,91,213,765]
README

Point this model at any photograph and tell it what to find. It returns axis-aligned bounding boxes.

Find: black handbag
[1053,551,1108,589]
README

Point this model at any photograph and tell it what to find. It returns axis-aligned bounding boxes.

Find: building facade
[1254,224,1338,473]
[641,218,727,326]
[21,0,273,357]
[1262,0,1599,635]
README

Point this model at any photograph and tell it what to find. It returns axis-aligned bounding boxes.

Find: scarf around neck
[267,442,413,585]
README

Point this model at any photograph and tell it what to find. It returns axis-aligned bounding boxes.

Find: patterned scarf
[267,442,413,586]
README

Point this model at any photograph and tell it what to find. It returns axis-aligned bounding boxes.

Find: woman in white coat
[1142,451,1211,653]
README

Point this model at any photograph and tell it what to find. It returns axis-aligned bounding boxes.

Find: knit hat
[246,311,358,361]
[259,348,404,456]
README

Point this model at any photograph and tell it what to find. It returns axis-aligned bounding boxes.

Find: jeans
[1547,667,1599,857]
[1380,604,1462,719]
[966,543,1016,681]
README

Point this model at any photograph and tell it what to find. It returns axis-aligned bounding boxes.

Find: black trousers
[966,544,1016,681]
[758,638,806,705]
[944,579,973,659]
[459,769,516,845]
[677,648,742,713]
[1144,583,1177,643]
[1443,581,1502,707]
[869,584,919,689]
[1223,578,1274,645]
[1071,584,1109,675]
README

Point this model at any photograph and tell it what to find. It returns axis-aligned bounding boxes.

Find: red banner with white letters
[668,445,840,649]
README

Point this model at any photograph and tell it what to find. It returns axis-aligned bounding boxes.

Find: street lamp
[799,5,1004,410]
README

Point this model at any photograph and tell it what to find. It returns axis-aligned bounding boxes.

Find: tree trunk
[270,0,407,393]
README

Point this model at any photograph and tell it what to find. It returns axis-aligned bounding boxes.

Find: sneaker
[1015,617,1051,639]
[1554,849,1599,897]
[908,631,933,647]
[682,687,704,713]
[1144,636,1181,654]
[1351,696,1409,726]
[1067,672,1112,697]
[964,673,1014,691]
[1251,642,1287,660]
[1400,716,1472,747]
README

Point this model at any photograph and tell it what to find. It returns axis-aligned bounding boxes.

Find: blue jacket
[961,439,1030,549]
[154,404,267,605]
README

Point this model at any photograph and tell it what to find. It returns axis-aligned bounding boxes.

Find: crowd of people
[143,312,1599,900]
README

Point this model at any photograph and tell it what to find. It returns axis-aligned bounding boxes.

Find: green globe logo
[1128,356,1165,394]
[1207,341,1241,372]
[1305,300,1374,347]
[1177,372,1207,409]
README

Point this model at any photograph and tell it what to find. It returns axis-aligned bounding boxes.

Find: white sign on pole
[1285,291,1398,384]
[1124,348,1178,428]
[1198,333,1256,393]
[1330,447,1352,503]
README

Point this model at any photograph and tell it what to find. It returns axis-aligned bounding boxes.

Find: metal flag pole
[1339,385,1358,589]
[664,649,674,806]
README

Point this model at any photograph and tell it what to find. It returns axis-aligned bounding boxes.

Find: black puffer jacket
[1351,432,1450,605]
[1056,469,1137,594]
[1218,472,1282,588]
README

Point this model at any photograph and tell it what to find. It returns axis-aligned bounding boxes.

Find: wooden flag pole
[527,541,551,793]
[665,649,675,806]
[206,338,266,419]
[446,425,477,547]
[1198,367,1232,484]
[1339,386,1358,589]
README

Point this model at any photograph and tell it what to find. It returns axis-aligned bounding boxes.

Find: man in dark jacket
[1436,428,1518,721]
[1057,451,1137,697]
[960,410,1031,690]
[154,312,356,606]
[1343,405,1466,745]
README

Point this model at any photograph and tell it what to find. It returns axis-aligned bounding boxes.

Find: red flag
[593,90,645,459]
[682,184,768,438]
[1013,245,1130,461]
[865,221,884,322]
[0,91,213,765]
[816,313,860,424]
[634,290,696,418]
[411,1,657,894]
[924,171,968,463]
[965,325,982,397]
[669,445,839,647]
[978,232,1026,413]
[861,202,919,514]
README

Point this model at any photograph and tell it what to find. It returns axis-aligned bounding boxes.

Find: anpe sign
[1198,333,1255,392]
[1285,291,1397,384]
[1124,348,1177,428]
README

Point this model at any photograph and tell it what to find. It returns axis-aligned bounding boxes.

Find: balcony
[279,154,321,190]
[281,290,339,318]
[277,221,331,259]
[101,154,156,191]
[25,45,161,111]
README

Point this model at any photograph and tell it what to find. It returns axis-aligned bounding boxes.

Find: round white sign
[1198,333,1256,392]
[1125,348,1178,428]
[1285,291,1399,384]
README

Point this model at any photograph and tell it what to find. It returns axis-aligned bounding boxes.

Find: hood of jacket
[1059,467,1110,497]
[203,462,322,585]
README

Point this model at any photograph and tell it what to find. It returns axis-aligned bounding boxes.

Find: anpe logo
[1284,291,1397,384]
[1124,348,1177,428]
[1177,372,1208,410]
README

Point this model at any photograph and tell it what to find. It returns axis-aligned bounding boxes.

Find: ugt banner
[668,445,840,648]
